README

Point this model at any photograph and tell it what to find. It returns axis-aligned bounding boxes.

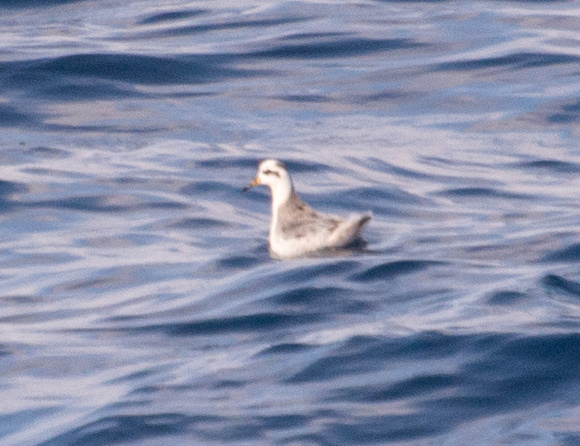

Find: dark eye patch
[263,169,280,178]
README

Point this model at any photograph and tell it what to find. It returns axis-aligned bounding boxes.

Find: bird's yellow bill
[242,177,260,192]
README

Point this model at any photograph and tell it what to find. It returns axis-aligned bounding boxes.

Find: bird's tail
[331,212,372,247]
[356,213,372,231]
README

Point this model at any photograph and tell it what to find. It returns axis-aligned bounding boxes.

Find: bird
[243,159,371,259]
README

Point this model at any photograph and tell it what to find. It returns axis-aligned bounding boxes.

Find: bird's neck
[270,178,294,214]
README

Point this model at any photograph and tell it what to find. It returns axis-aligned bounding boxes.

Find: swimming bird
[243,159,371,259]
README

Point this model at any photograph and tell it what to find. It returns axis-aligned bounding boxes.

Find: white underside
[269,230,330,259]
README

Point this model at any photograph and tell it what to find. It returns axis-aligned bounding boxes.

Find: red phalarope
[243,159,371,259]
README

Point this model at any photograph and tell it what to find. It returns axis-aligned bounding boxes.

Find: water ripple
[248,37,425,59]
[350,260,444,283]
[435,52,580,71]
[137,9,209,26]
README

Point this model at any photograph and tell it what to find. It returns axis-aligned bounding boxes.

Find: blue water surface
[1,0,580,445]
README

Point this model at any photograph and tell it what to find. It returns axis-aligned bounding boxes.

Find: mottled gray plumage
[275,191,339,239]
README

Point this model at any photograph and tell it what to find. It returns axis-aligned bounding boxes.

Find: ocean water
[1,0,580,445]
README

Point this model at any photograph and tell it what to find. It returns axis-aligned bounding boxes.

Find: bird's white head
[243,159,294,209]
